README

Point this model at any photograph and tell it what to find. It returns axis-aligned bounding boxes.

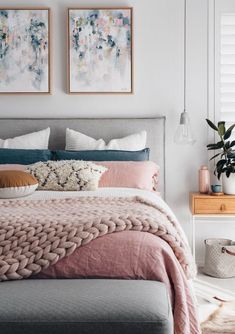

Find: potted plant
[206,119,235,194]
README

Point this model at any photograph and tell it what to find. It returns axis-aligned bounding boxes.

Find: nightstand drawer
[194,198,235,214]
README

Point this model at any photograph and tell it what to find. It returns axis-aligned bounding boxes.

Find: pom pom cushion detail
[0,170,38,199]
[27,160,107,191]
[66,128,147,151]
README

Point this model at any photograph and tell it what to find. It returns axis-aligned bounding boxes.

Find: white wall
[0,0,209,243]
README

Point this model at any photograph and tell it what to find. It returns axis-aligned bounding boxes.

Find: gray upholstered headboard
[0,118,166,197]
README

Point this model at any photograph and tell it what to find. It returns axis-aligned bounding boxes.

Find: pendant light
[174,0,196,145]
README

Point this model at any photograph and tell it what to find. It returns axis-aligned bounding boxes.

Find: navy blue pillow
[53,149,150,162]
[0,149,53,165]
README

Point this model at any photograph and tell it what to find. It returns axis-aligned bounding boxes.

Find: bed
[0,117,200,334]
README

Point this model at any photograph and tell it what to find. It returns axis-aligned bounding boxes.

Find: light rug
[201,301,235,334]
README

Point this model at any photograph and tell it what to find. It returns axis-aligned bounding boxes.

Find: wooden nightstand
[190,192,235,215]
[189,192,235,260]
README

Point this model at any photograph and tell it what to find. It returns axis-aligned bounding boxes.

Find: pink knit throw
[0,196,196,281]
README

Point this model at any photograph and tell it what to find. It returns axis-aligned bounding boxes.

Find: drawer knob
[220,204,226,212]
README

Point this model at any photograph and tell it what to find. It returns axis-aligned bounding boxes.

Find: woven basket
[204,238,235,278]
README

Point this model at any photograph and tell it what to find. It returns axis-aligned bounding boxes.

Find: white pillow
[0,128,50,149]
[66,128,147,151]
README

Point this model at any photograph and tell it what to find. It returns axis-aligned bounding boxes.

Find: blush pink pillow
[0,164,25,171]
[97,161,159,191]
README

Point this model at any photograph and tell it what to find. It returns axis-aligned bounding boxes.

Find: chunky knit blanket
[0,196,196,281]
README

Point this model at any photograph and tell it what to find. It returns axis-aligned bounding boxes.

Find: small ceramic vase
[199,165,210,194]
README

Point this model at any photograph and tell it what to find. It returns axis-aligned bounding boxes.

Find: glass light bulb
[174,111,196,145]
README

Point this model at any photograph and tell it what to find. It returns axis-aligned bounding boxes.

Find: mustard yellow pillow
[0,170,38,199]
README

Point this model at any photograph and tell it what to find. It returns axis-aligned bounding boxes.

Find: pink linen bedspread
[38,230,200,334]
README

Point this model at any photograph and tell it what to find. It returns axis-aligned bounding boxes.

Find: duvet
[0,188,200,334]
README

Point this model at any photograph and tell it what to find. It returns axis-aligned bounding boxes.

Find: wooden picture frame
[0,8,51,94]
[68,7,133,94]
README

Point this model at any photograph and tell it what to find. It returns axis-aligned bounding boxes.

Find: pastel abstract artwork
[0,9,50,93]
[68,8,133,93]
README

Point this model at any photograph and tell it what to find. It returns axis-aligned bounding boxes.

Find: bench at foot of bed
[0,279,173,334]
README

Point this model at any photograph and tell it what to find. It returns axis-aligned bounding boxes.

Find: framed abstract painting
[68,8,133,94]
[0,8,51,94]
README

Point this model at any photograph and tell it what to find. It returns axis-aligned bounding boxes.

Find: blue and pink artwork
[0,9,50,93]
[69,8,132,93]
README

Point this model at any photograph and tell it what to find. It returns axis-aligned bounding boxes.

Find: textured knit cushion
[27,160,107,191]
[0,170,38,198]
[0,128,50,149]
[0,149,53,165]
[0,279,173,334]
[66,128,147,151]
[54,149,150,161]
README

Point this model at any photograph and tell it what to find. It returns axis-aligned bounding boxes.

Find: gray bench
[0,279,173,334]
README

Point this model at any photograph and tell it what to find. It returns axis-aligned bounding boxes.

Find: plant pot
[222,173,235,195]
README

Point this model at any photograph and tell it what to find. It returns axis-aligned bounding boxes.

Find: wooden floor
[197,267,235,294]
[195,267,235,323]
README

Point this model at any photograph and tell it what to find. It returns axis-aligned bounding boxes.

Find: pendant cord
[184,0,187,113]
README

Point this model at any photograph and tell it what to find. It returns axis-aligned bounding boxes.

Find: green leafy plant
[206,119,235,180]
